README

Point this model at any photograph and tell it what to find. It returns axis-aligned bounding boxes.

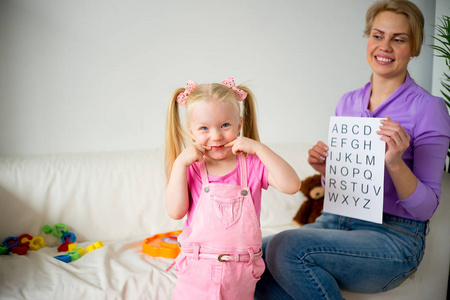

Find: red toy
[57,241,73,252]
[18,234,33,247]
[11,245,28,255]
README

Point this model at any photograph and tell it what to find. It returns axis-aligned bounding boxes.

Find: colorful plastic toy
[0,244,9,255]
[2,234,36,255]
[3,237,18,249]
[54,254,72,263]
[61,232,76,243]
[67,250,81,261]
[11,245,28,255]
[54,243,86,263]
[86,241,104,253]
[142,230,182,258]
[28,236,46,251]
[18,234,33,246]
[43,223,69,238]
[68,244,86,257]
[57,241,72,252]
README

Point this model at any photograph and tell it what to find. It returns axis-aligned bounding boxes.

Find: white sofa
[0,143,448,300]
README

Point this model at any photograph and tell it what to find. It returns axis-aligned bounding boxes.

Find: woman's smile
[366,11,412,81]
[375,55,394,64]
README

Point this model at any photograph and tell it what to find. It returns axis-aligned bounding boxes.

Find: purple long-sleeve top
[335,74,450,221]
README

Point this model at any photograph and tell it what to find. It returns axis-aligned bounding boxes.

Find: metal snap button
[241,190,248,196]
[204,187,210,193]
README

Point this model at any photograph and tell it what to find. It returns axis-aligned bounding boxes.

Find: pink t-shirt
[185,154,269,228]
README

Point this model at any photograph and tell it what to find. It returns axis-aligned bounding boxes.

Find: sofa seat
[0,143,448,299]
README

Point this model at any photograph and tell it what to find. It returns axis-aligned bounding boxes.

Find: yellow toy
[86,241,103,253]
[28,236,46,251]
[142,230,182,258]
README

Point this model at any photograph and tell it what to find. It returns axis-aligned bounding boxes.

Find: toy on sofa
[42,223,78,251]
[142,230,182,259]
[54,241,103,263]
[43,223,69,238]
[1,234,46,255]
[293,174,324,226]
[28,236,46,251]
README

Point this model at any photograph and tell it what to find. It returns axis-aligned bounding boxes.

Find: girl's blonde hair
[364,0,424,57]
[165,81,259,179]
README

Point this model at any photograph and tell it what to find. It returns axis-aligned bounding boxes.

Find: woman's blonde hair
[165,81,259,179]
[364,0,424,57]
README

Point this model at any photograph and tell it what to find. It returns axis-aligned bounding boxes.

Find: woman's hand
[377,116,410,169]
[307,141,328,177]
[225,137,261,155]
[376,115,417,200]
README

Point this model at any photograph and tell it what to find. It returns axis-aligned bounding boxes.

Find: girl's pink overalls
[172,154,265,300]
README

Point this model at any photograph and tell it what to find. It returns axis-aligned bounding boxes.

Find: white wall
[0,0,437,156]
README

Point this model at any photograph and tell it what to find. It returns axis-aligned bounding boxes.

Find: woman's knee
[265,229,310,267]
[267,228,316,251]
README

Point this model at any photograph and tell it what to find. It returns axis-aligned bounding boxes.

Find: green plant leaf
[431,16,450,111]
[441,91,450,108]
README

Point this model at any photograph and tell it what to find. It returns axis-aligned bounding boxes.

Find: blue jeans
[254,212,427,300]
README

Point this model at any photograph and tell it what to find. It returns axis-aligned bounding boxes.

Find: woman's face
[366,11,413,81]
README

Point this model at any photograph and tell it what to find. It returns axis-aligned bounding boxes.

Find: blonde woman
[255,1,450,299]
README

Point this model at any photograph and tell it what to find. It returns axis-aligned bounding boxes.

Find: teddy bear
[293,174,324,226]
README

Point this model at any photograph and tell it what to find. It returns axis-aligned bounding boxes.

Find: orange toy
[142,230,182,259]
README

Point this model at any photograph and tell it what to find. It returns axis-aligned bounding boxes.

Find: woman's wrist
[385,157,404,174]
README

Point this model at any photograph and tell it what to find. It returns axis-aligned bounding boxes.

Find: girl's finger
[224,140,235,148]
[194,154,205,163]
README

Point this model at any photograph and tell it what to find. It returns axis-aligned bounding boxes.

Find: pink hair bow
[221,78,247,101]
[176,80,198,107]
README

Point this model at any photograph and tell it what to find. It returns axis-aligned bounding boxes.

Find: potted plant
[431,15,450,172]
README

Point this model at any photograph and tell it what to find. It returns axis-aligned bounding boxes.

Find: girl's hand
[377,116,410,168]
[176,144,211,167]
[225,137,301,194]
[307,141,328,177]
[225,137,260,155]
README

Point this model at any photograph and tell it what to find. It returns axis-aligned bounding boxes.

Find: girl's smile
[210,145,225,151]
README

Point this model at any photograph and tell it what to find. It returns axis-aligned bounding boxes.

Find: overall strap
[238,154,248,187]
[199,160,209,185]
[200,155,246,186]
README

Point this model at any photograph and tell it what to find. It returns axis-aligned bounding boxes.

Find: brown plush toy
[293,174,324,226]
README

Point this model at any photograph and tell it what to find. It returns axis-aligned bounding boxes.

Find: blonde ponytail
[239,85,260,142]
[165,88,189,180]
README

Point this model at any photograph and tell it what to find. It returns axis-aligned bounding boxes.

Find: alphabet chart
[324,116,386,224]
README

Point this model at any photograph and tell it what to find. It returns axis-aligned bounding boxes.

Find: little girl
[165,78,301,300]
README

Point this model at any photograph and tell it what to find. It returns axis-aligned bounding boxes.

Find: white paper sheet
[324,116,386,224]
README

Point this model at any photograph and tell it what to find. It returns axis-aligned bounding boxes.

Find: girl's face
[366,11,413,81]
[188,100,242,161]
